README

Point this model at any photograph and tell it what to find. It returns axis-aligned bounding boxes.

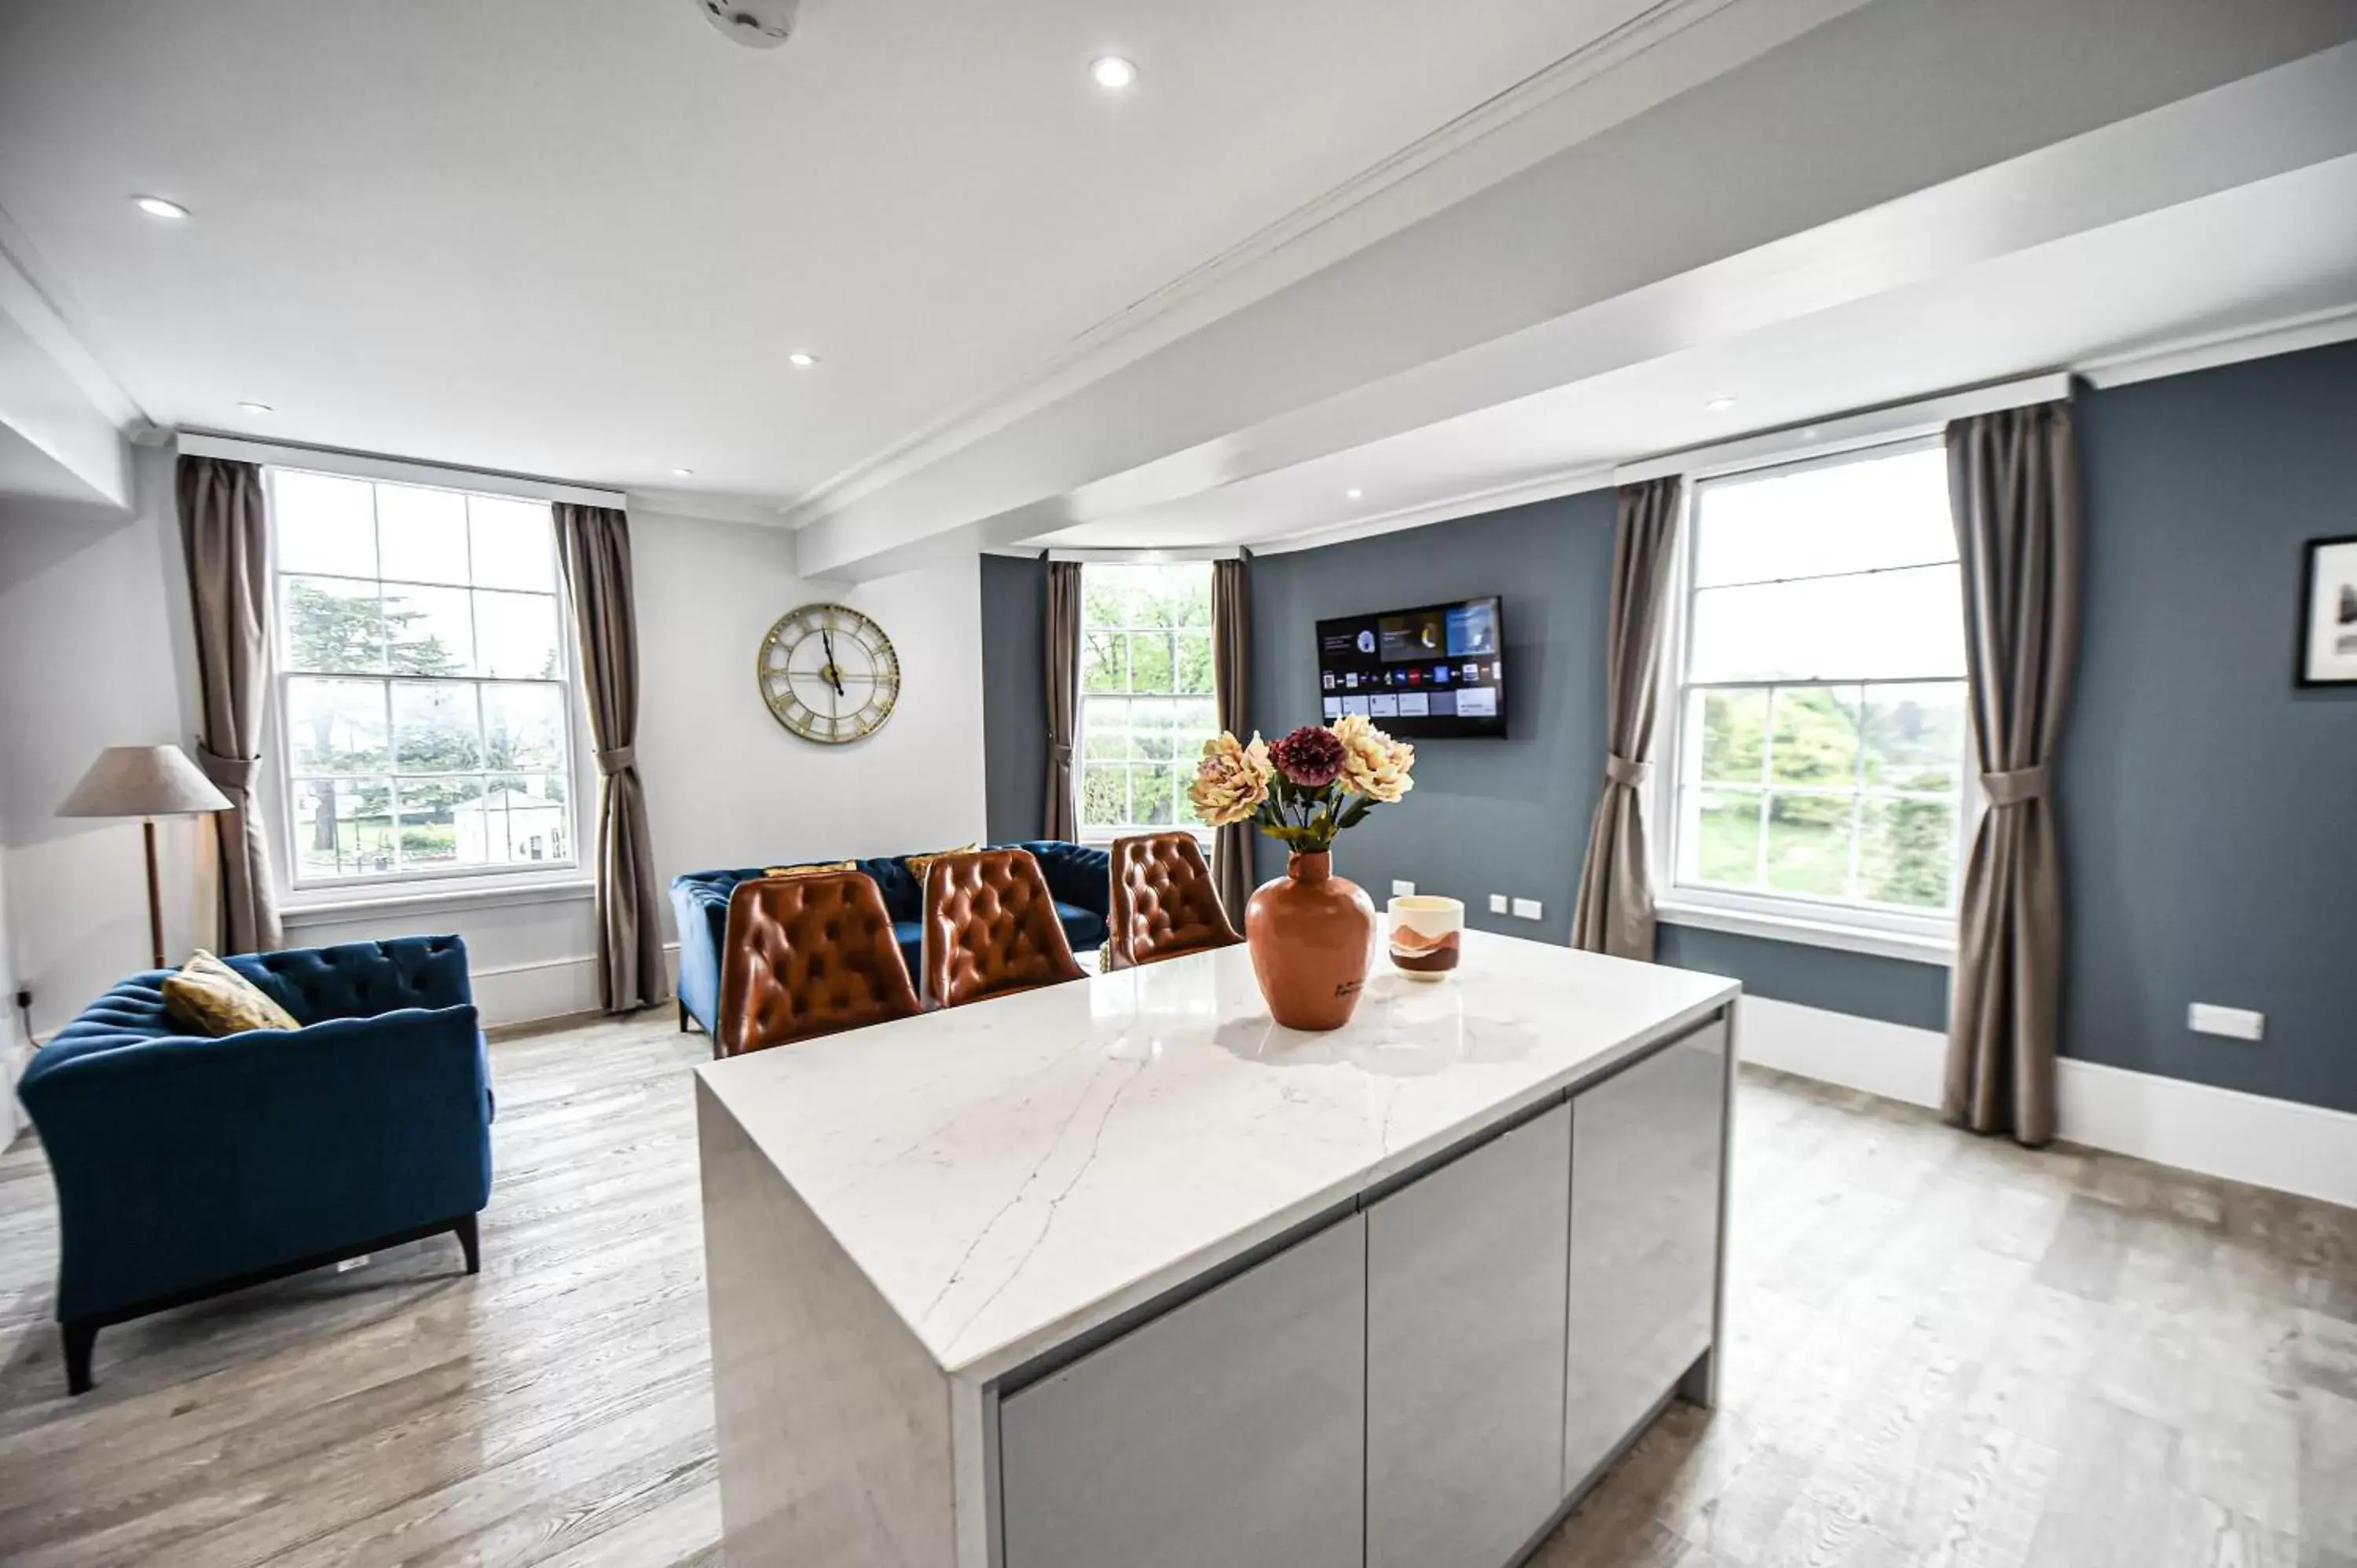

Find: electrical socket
[1487,894,1508,914]
[2187,1002,2264,1042]
[1391,880,1416,897]
[1512,897,1543,921]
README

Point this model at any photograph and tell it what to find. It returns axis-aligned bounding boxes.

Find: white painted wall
[0,466,987,1035]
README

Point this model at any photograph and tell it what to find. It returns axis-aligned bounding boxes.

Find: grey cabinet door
[1565,1017,1728,1491]
[998,1214,1367,1568]
[1365,1101,1571,1568]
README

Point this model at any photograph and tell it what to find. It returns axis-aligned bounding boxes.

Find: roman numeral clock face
[759,604,900,744]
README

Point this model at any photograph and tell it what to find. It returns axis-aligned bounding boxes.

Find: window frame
[1073,561,1220,848]
[261,464,596,903]
[1648,435,1975,965]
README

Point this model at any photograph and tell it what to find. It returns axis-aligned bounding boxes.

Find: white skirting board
[471,944,683,1029]
[1736,995,2357,1211]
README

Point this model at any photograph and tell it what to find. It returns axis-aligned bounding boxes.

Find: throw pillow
[763,859,858,877]
[163,950,301,1036]
[904,842,981,884]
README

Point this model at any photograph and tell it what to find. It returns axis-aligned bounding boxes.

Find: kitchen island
[696,929,1739,1568]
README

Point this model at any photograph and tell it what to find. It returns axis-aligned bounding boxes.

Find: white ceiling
[1037,153,2357,550]
[0,0,1666,508]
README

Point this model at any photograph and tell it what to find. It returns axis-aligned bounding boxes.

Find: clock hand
[820,628,846,696]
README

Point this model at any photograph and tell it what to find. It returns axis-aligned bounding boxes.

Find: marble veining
[695,931,1736,1379]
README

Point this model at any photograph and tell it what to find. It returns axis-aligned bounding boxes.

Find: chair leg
[455,1213,482,1276]
[63,1321,97,1396]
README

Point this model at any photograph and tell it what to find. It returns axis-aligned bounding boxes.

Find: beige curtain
[555,504,668,1013]
[1572,477,1681,961]
[176,455,283,955]
[1043,559,1082,841]
[1210,554,1253,918]
[1944,401,2081,1147]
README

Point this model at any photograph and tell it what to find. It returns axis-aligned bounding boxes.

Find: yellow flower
[1332,713,1415,803]
[1187,731,1272,827]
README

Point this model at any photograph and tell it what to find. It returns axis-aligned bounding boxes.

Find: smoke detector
[697,0,800,49]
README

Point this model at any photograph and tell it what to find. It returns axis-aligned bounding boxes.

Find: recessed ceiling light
[237,401,273,414]
[1090,55,1138,90]
[1345,488,1364,500]
[1706,396,1738,412]
[672,467,695,477]
[133,195,189,220]
[787,351,819,368]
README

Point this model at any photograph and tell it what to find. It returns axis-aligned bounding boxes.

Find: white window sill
[280,876,596,925]
[1655,898,1954,967]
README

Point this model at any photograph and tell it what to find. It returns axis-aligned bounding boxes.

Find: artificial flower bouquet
[1186,715,1416,850]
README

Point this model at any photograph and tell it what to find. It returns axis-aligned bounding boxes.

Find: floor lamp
[58,746,233,970]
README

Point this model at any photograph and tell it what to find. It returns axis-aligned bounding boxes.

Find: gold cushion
[763,859,858,878]
[904,842,981,884]
[162,950,301,1036]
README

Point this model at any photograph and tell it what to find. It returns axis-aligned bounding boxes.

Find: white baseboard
[1736,995,2357,1211]
[470,943,682,1030]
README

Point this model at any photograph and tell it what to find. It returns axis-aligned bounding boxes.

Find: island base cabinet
[996,1214,1368,1568]
[1564,1018,1730,1491]
[1365,1102,1571,1568]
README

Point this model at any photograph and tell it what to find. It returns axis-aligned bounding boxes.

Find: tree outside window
[1077,562,1219,840]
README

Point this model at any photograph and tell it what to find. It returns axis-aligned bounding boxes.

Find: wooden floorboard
[1,1018,2352,1566]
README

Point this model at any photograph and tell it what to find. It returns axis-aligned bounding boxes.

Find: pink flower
[1270,725,1347,789]
[1187,732,1272,827]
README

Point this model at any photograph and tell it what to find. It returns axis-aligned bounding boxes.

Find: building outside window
[1662,438,1971,943]
[1076,561,1219,842]
[268,467,580,888]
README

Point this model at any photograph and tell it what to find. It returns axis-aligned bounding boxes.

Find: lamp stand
[142,817,166,971]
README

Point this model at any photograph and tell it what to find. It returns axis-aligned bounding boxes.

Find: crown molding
[1249,463,1618,557]
[783,0,1804,530]
[2075,301,2357,389]
[623,486,796,526]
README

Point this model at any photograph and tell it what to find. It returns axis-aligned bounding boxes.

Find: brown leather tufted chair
[1105,832,1241,970]
[717,871,922,1058]
[920,848,1086,1009]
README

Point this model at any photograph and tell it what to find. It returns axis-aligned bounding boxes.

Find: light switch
[2188,1002,2264,1041]
[1487,894,1508,914]
[1392,880,1416,897]
[1512,897,1543,921]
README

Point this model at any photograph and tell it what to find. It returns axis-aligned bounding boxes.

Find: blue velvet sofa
[670,841,1111,1035]
[14,935,493,1394]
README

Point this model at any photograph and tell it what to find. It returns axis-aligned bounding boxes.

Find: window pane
[291,776,394,879]
[1129,702,1175,760]
[1175,768,1209,829]
[1127,632,1174,694]
[482,682,566,771]
[1172,695,1218,742]
[1131,765,1175,826]
[392,681,482,772]
[468,496,556,591]
[1080,764,1125,827]
[1174,632,1214,694]
[1688,564,1964,683]
[1763,793,1854,897]
[480,773,571,864]
[398,775,485,870]
[1082,630,1125,694]
[1686,788,1760,885]
[1860,798,1957,909]
[285,678,388,774]
[1768,686,1860,787]
[283,576,385,673]
[376,483,470,586]
[473,590,559,679]
[384,584,475,676]
[1693,445,1953,588]
[1695,689,1767,783]
[1082,696,1129,761]
[273,472,377,578]
[1861,682,1968,793]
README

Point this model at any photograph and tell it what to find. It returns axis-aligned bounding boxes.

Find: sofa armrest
[20,1004,493,1323]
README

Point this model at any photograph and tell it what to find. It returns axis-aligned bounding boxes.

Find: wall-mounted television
[1316,596,1505,739]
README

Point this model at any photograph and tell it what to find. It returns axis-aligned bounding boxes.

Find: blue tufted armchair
[14,936,493,1394]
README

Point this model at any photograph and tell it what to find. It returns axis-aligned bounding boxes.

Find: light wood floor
[1,1013,2352,1567]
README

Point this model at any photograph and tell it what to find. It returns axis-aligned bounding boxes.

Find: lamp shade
[57,745,232,818]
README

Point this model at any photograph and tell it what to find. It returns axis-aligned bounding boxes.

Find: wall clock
[759,603,900,744]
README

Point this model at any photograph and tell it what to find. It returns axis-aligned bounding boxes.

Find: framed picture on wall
[2297,534,2357,687]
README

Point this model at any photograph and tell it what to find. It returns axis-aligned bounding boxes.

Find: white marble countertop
[695,930,1737,1382]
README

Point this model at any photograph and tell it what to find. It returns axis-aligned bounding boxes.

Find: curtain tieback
[1981,764,2051,807]
[195,744,262,795]
[1604,753,1651,789]
[597,746,637,775]
[1050,743,1074,765]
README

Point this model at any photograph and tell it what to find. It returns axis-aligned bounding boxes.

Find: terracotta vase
[1245,850,1378,1031]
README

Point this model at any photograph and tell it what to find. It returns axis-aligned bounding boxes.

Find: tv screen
[1316,596,1505,739]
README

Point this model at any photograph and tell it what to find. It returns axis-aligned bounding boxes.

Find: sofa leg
[455,1213,482,1276]
[678,998,691,1033]
[63,1321,97,1396]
